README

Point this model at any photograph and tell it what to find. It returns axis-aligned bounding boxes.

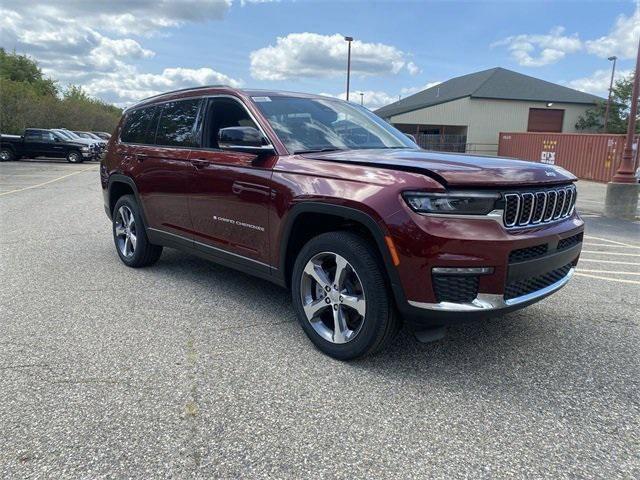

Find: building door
[527,108,564,132]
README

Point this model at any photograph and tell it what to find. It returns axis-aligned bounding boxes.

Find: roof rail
[126,84,233,111]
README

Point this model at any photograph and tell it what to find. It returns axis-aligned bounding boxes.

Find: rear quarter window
[155,99,202,147]
[121,106,157,144]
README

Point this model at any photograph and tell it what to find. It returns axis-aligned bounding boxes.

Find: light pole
[603,55,617,132]
[344,36,353,101]
[359,92,364,106]
[604,38,640,219]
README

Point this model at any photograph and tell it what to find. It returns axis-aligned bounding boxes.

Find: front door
[188,97,276,269]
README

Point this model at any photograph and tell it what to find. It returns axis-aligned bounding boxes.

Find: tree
[576,72,639,134]
[0,50,121,134]
[0,48,57,97]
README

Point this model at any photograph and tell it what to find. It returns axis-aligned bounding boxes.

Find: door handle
[190,159,208,169]
[136,153,148,162]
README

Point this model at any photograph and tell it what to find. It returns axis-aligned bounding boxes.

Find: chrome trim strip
[544,191,558,222]
[147,227,275,269]
[519,192,535,225]
[408,268,574,312]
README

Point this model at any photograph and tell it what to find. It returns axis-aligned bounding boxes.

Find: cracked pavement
[1,159,639,479]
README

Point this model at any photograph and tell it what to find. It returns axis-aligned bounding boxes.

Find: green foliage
[0,49,122,135]
[576,72,640,134]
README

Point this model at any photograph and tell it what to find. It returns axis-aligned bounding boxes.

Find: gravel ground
[1,159,638,479]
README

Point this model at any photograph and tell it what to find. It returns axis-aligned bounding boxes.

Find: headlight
[81,146,90,151]
[403,191,500,215]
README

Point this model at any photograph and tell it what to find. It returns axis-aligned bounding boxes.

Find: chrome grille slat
[502,185,576,229]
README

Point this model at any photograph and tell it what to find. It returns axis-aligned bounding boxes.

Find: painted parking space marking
[0,165,97,197]
[584,236,636,248]
[577,269,640,276]
[578,258,639,265]
[575,272,640,285]
[583,243,640,249]
[581,250,640,257]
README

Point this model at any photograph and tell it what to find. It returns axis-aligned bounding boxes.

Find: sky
[1,0,639,109]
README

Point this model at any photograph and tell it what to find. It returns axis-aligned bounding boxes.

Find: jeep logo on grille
[545,171,557,177]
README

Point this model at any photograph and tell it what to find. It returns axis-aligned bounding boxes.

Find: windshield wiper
[293,147,346,154]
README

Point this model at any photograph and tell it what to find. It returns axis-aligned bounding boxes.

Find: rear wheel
[291,231,399,360]
[0,148,15,162]
[66,150,83,163]
[112,195,163,267]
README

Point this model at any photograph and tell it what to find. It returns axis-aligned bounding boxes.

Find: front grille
[503,185,576,228]
[509,243,548,263]
[504,263,573,300]
[433,274,479,303]
[558,232,583,251]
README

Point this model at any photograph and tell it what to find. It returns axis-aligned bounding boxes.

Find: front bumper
[385,206,584,325]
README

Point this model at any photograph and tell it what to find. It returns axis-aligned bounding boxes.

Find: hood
[303,149,576,187]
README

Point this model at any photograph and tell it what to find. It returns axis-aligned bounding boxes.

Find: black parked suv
[0,128,95,162]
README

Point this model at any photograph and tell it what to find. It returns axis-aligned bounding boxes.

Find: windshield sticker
[252,96,271,102]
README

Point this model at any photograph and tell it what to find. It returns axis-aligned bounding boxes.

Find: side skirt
[146,227,285,287]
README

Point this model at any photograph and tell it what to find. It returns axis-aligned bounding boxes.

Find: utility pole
[604,38,640,219]
[359,92,364,106]
[604,56,617,132]
[345,36,353,101]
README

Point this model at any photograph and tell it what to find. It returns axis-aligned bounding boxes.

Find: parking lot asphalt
[1,159,639,479]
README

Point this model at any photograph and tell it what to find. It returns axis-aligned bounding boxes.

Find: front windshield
[252,96,417,153]
[64,130,80,138]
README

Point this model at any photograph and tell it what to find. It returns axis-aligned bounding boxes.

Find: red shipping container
[497,132,637,183]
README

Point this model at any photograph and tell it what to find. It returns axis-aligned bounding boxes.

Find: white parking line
[581,251,640,257]
[584,243,640,249]
[577,269,640,276]
[0,166,97,197]
[579,258,640,265]
[584,236,636,248]
[575,272,640,285]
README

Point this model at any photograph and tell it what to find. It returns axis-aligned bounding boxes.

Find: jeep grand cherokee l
[101,86,584,360]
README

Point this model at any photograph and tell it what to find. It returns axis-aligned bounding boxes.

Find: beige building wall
[388,97,592,155]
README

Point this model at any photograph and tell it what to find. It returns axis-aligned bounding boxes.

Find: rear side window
[155,99,202,147]
[121,106,157,144]
[24,131,42,142]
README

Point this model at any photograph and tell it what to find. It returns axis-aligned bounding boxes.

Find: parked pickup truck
[0,128,95,163]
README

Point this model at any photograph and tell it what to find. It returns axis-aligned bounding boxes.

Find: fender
[106,173,150,226]
[277,201,408,308]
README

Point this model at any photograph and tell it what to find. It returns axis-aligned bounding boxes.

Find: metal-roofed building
[375,67,602,155]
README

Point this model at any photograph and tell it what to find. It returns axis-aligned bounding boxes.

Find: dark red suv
[101,86,584,359]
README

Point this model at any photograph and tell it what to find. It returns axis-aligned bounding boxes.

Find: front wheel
[291,231,399,360]
[66,150,83,163]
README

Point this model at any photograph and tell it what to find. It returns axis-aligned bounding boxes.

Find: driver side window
[205,98,258,149]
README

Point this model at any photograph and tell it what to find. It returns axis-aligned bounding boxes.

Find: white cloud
[0,2,244,105]
[566,68,633,96]
[586,6,640,59]
[492,26,582,67]
[320,82,442,110]
[400,81,441,97]
[319,90,400,110]
[406,61,420,76]
[250,33,417,80]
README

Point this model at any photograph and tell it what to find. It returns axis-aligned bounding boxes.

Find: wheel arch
[107,174,149,226]
[278,202,407,307]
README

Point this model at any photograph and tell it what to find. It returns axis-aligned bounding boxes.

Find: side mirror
[54,137,60,142]
[218,126,274,154]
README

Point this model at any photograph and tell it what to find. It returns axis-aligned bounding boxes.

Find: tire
[0,148,15,162]
[112,195,163,268]
[291,231,399,360]
[66,150,83,163]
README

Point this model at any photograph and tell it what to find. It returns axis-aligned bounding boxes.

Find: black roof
[375,67,603,118]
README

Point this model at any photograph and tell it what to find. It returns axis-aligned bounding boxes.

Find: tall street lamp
[344,36,353,101]
[603,55,617,132]
[359,92,364,106]
[604,38,640,219]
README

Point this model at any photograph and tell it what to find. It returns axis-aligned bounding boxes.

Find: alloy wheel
[300,252,366,344]
[0,150,10,161]
[114,205,137,258]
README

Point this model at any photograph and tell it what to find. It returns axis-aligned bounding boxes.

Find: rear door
[23,130,46,157]
[187,96,276,269]
[128,99,203,241]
